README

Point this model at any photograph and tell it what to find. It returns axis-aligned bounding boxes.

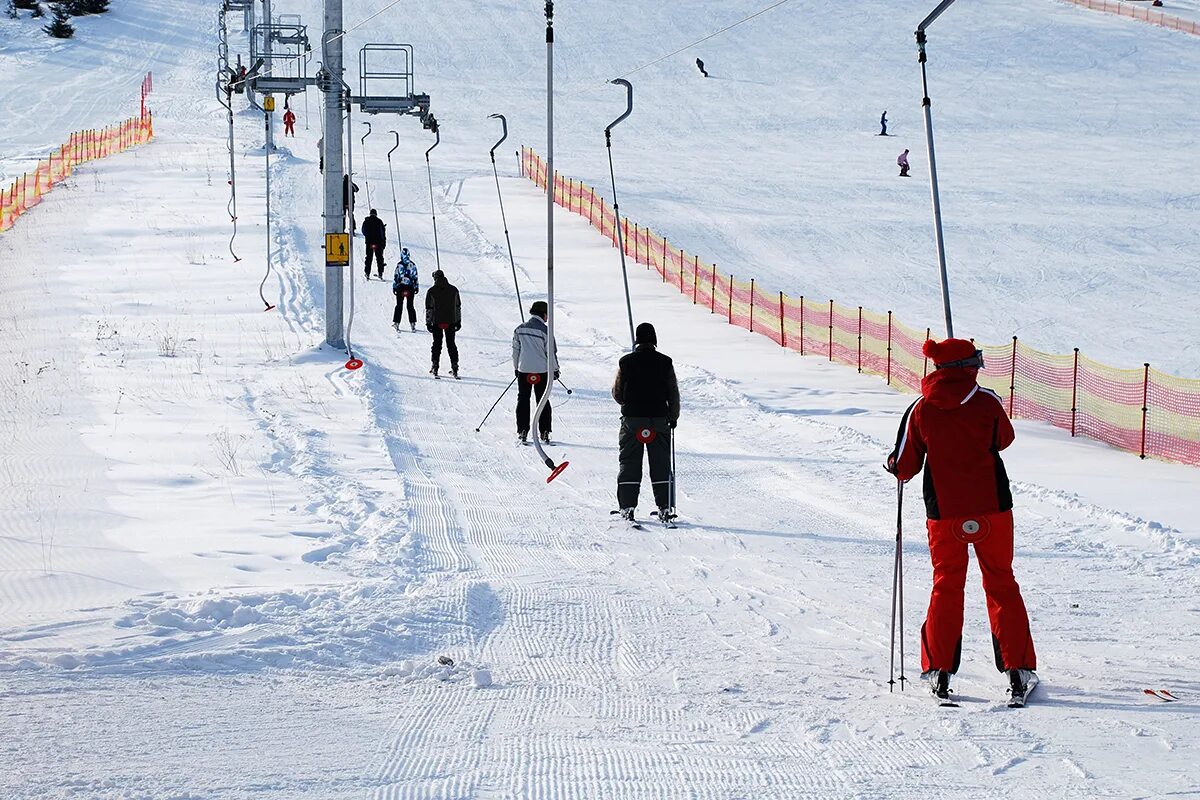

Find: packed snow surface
[1,0,1198,798]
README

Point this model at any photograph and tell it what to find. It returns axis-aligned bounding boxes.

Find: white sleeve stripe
[895,399,921,462]
[960,385,980,405]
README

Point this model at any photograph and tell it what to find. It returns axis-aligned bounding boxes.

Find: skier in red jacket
[886,337,1037,705]
[283,108,296,137]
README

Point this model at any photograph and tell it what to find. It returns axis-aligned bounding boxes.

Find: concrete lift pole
[321,0,346,348]
[916,0,959,338]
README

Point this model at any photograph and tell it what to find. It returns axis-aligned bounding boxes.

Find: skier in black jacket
[611,323,680,523]
[425,269,461,378]
[361,209,386,280]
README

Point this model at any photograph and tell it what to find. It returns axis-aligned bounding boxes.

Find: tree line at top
[5,0,111,38]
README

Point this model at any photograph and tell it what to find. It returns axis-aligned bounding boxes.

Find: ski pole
[475,377,517,432]
[670,423,677,513]
[555,377,573,395]
[897,478,907,691]
[889,478,907,692]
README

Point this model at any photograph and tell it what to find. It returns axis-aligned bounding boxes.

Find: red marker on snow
[546,461,570,483]
[345,358,364,371]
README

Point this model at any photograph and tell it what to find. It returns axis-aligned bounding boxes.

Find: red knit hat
[923,337,981,368]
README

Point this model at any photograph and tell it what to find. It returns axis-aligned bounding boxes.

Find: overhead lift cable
[568,0,796,96]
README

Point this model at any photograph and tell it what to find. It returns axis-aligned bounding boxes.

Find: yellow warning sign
[264,96,276,113]
[325,233,349,265]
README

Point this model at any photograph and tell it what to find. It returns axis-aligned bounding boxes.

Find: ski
[1007,673,1039,708]
[609,509,643,531]
[1143,689,1178,702]
[649,510,679,529]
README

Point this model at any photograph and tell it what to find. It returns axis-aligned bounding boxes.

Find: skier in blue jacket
[392,248,419,332]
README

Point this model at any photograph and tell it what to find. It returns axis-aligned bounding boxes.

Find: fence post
[679,248,685,293]
[749,279,756,332]
[710,264,717,313]
[885,311,893,386]
[1070,347,1079,437]
[1009,336,1018,417]
[1140,363,1150,460]
[779,292,786,348]
[662,237,668,283]
[799,296,805,356]
[828,300,834,362]
[857,306,863,373]
[923,327,931,377]
[692,256,699,304]
[728,274,734,324]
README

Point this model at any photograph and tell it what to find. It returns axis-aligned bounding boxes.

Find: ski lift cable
[360,121,373,209]
[260,123,277,311]
[604,80,636,351]
[340,77,358,362]
[487,113,525,321]
[425,124,442,273]
[531,0,568,484]
[387,130,402,256]
[567,0,796,96]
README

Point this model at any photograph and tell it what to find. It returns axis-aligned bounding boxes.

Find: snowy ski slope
[1,0,1199,798]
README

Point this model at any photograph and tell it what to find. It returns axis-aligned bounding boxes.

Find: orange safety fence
[1057,0,1200,35]
[0,73,154,233]
[520,146,1200,468]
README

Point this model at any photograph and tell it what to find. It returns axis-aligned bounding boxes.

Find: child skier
[392,249,419,332]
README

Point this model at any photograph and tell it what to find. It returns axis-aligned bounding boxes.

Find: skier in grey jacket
[512,301,559,444]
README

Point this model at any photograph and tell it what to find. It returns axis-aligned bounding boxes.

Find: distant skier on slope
[361,209,387,280]
[612,323,680,525]
[512,300,559,445]
[392,249,419,332]
[283,107,296,137]
[898,148,910,177]
[695,58,708,78]
[885,338,1038,706]
[880,110,888,136]
[425,269,461,379]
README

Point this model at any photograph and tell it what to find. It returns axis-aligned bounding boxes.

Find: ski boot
[619,508,636,523]
[410,322,417,332]
[656,507,678,528]
[540,430,551,444]
[1007,669,1038,708]
[925,670,954,705]
[518,430,529,445]
[450,366,460,380]
[392,322,400,332]
[430,366,439,379]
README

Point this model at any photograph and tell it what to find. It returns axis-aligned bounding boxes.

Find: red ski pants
[920,510,1036,674]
